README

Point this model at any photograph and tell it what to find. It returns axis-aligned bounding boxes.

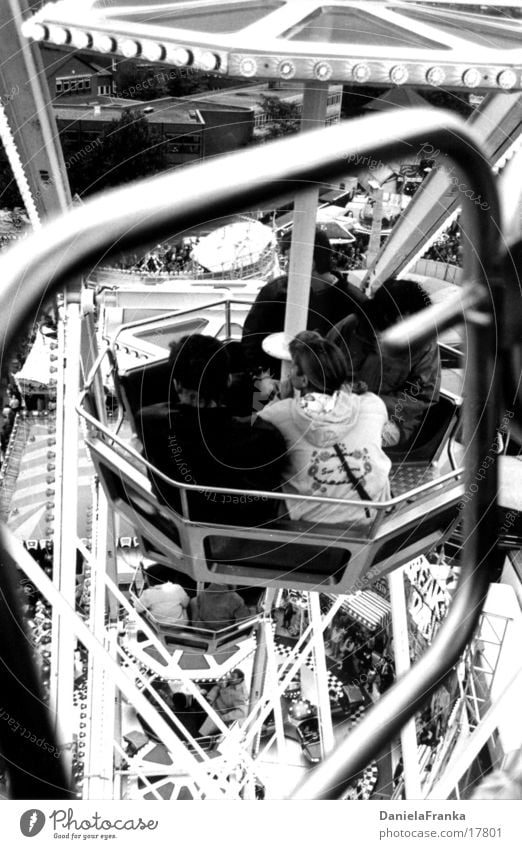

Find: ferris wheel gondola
[1,0,522,805]
[1,102,517,800]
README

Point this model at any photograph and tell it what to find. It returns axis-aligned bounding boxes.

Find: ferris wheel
[0,0,522,803]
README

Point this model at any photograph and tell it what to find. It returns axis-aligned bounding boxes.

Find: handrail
[79,379,463,518]
[130,587,258,642]
[111,297,254,345]
[0,107,503,799]
[143,612,258,641]
[80,326,463,520]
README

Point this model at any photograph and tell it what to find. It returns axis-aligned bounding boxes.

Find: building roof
[364,87,431,111]
[39,44,112,77]
[53,99,204,126]
[180,81,342,113]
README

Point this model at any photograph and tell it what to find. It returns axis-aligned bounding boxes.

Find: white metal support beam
[389,567,422,799]
[243,596,345,749]
[362,92,522,290]
[308,592,335,757]
[49,301,82,778]
[263,613,288,761]
[1,0,71,219]
[427,666,522,800]
[83,481,117,799]
[283,81,329,370]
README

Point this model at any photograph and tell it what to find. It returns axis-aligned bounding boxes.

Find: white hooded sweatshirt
[258,388,391,524]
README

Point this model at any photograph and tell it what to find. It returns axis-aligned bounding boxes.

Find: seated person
[257,331,391,525]
[193,583,251,630]
[327,278,440,447]
[199,669,248,736]
[136,334,286,525]
[135,578,189,625]
[241,229,369,375]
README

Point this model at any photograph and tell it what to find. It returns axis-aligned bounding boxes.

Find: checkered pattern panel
[274,640,345,701]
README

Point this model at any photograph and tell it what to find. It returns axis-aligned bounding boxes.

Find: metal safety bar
[0,107,505,798]
[110,297,251,345]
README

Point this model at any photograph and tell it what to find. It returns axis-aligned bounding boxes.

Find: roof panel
[113,2,284,34]
[283,7,449,49]
[394,7,522,48]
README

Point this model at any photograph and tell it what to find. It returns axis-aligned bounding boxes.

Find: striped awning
[4,414,94,541]
[326,590,391,632]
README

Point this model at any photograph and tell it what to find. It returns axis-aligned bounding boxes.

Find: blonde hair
[289,331,349,394]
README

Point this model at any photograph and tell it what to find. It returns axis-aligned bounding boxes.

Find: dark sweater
[196,584,251,630]
[136,403,286,525]
[327,315,441,444]
[241,273,369,373]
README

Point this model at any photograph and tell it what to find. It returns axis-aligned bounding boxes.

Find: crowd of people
[113,240,200,275]
[111,224,373,279]
[274,593,395,702]
[423,222,462,266]
[331,232,369,272]
[325,614,395,696]
[0,386,22,466]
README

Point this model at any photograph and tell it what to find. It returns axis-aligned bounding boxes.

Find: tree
[421,89,473,120]
[114,61,167,101]
[0,161,23,209]
[341,85,387,119]
[114,61,230,101]
[63,109,170,197]
[166,71,214,98]
[258,95,301,139]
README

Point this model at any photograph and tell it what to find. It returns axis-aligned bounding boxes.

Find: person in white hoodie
[258,331,391,526]
[135,579,190,625]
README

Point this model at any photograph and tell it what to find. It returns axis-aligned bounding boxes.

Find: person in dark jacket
[241,228,369,375]
[136,334,286,525]
[327,278,440,446]
[194,583,251,630]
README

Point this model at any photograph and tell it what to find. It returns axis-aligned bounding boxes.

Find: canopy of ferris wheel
[25,1,522,91]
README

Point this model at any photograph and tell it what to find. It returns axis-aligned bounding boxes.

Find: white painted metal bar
[427,666,522,800]
[363,92,522,290]
[309,592,335,757]
[264,613,288,760]
[243,595,345,745]
[283,81,329,371]
[388,567,422,798]
[49,302,81,776]
[4,0,71,218]
[83,481,116,799]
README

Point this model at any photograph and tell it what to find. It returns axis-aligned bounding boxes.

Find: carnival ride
[0,0,522,801]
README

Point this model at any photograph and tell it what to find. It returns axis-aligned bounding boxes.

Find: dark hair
[230,668,245,683]
[169,334,230,403]
[289,330,349,394]
[280,228,334,274]
[368,278,432,332]
[313,228,334,274]
[171,692,188,711]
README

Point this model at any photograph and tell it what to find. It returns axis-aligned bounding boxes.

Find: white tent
[192,218,276,274]
[13,332,54,394]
